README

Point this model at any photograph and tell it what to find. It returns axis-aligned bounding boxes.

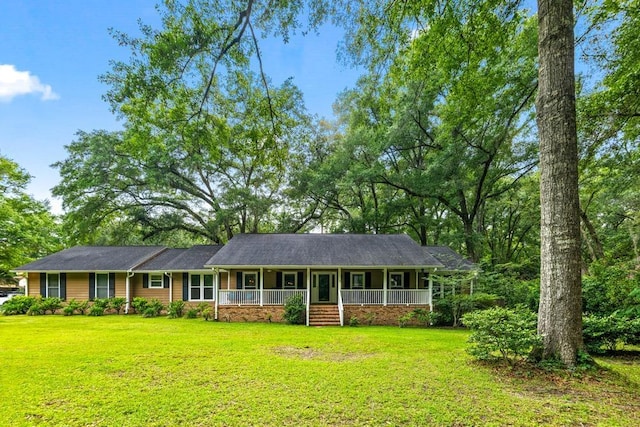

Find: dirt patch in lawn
[273,345,373,362]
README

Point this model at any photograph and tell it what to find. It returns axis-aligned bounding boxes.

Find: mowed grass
[1,316,639,426]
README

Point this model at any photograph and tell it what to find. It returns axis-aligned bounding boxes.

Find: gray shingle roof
[206,234,444,268]
[135,245,223,271]
[423,246,476,271]
[13,246,167,272]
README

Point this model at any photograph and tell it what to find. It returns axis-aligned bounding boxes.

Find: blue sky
[0,1,360,213]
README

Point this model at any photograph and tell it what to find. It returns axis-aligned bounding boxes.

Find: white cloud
[0,64,59,102]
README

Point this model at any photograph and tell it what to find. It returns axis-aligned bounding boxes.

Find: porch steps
[309,305,341,326]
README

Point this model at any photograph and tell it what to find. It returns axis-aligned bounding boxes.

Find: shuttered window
[389,272,404,289]
[47,273,60,298]
[351,273,365,289]
[190,274,214,301]
[149,274,164,289]
[96,273,109,299]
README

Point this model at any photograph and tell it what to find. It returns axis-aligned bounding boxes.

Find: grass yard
[1,316,639,426]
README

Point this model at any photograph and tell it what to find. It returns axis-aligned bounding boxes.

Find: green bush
[27,302,45,316]
[412,308,435,327]
[142,299,164,318]
[110,297,127,315]
[435,293,499,327]
[462,306,541,365]
[197,302,212,321]
[185,308,199,319]
[349,316,359,327]
[582,314,640,353]
[283,294,305,324]
[88,305,105,316]
[76,300,90,315]
[131,297,149,314]
[92,298,110,312]
[39,297,63,315]
[398,311,414,328]
[167,300,185,318]
[0,295,37,315]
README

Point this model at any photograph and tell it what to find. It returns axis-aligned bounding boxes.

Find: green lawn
[1,316,638,426]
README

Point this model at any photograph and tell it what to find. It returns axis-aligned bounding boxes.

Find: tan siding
[66,273,90,300]
[130,273,171,305]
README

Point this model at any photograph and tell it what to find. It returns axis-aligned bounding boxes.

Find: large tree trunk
[536,0,583,367]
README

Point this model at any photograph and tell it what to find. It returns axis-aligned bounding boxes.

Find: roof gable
[424,246,476,271]
[13,246,167,272]
[135,245,223,271]
[206,234,443,268]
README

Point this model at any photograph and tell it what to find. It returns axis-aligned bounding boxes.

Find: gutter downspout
[214,268,219,321]
[125,270,134,314]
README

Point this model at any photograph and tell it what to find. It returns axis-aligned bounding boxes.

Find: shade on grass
[1,316,638,426]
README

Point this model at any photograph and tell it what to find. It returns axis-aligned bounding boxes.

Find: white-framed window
[95,273,110,299]
[243,272,258,289]
[351,272,365,289]
[190,274,214,300]
[283,272,297,289]
[47,273,60,298]
[389,272,404,289]
[149,273,164,289]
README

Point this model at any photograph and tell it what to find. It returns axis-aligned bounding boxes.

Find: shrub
[462,306,541,365]
[92,298,110,312]
[76,300,90,315]
[398,312,414,328]
[582,314,640,353]
[110,297,127,315]
[283,294,305,324]
[142,299,164,318]
[64,299,82,316]
[167,300,186,318]
[88,305,105,316]
[197,302,212,321]
[0,295,37,315]
[435,293,499,327]
[37,297,63,315]
[349,316,359,327]
[131,297,149,314]
[412,308,435,327]
[27,302,45,316]
[185,308,199,319]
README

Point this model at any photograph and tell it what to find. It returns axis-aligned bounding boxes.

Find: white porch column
[337,267,342,300]
[415,270,419,289]
[428,272,433,312]
[306,267,311,326]
[214,269,219,320]
[383,268,387,306]
[227,270,230,289]
[125,271,133,314]
[259,267,264,306]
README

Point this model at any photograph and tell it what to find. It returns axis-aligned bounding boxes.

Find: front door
[318,273,330,302]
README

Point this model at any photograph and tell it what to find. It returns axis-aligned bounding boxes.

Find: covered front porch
[214,267,435,326]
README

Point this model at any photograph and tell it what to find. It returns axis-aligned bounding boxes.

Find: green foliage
[283,294,305,324]
[463,306,541,365]
[0,295,37,315]
[92,298,110,311]
[412,308,435,327]
[88,305,105,316]
[363,312,376,326]
[110,297,127,315]
[39,297,63,315]
[398,312,414,328]
[131,297,149,314]
[185,308,199,319]
[582,261,640,317]
[167,300,186,318]
[582,314,640,353]
[0,154,63,275]
[435,293,499,327]
[142,299,164,318]
[349,316,359,327]
[197,302,212,321]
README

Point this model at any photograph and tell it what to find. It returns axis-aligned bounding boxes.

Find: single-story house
[13,234,476,326]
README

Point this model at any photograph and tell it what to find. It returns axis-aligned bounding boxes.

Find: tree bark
[536,0,583,367]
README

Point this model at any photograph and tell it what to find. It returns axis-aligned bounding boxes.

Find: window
[47,273,60,298]
[149,274,164,289]
[351,272,365,289]
[243,272,258,289]
[283,273,297,289]
[190,274,214,300]
[389,272,404,289]
[95,273,109,299]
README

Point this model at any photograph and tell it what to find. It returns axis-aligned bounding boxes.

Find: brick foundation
[343,305,430,326]
[217,306,286,323]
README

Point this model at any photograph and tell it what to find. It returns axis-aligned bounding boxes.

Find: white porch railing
[218,289,307,306]
[341,289,430,305]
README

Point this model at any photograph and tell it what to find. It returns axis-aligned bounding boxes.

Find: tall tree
[536,0,583,366]
[0,154,62,281]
